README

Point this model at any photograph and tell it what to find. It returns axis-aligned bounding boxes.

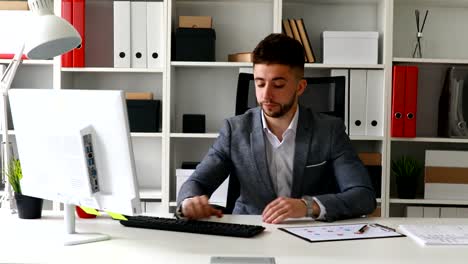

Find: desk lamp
[0,0,81,211]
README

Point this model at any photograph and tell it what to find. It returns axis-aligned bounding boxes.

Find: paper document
[280,223,403,243]
[398,225,468,246]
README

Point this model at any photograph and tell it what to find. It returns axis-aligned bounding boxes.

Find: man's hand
[262,197,307,224]
[181,195,223,220]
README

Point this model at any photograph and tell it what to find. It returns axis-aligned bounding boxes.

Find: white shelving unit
[2,0,467,217]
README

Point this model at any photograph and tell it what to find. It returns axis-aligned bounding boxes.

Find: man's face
[254,64,305,118]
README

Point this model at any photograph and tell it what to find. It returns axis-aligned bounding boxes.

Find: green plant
[391,156,423,179]
[5,158,22,194]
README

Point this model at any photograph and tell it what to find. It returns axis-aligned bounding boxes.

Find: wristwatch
[301,196,314,217]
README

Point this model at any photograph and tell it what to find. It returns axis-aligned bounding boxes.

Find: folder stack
[391,65,419,137]
[282,18,315,63]
[113,0,165,68]
[60,0,85,67]
[331,69,384,137]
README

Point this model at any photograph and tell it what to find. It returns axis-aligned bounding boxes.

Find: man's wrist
[300,197,313,217]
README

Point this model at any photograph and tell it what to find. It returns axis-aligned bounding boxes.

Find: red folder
[0,54,28,60]
[61,0,73,67]
[404,66,419,137]
[391,66,406,137]
[72,0,85,67]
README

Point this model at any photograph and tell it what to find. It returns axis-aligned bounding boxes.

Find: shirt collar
[261,105,299,133]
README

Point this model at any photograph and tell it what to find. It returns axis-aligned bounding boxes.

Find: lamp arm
[1,43,24,212]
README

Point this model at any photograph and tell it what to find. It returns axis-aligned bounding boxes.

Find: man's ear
[297,78,307,96]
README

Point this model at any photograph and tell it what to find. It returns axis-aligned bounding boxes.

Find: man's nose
[263,84,273,99]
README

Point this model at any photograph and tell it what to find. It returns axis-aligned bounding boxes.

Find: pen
[356,224,368,234]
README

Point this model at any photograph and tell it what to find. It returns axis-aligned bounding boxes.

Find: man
[177,33,376,223]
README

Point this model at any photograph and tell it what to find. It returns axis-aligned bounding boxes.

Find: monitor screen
[235,73,346,122]
[9,89,141,216]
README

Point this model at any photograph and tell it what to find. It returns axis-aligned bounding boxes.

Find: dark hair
[252,33,305,75]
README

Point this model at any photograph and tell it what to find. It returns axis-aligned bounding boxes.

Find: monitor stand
[63,204,110,246]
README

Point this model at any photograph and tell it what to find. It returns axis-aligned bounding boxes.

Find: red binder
[61,0,73,67]
[404,66,419,137]
[72,0,85,67]
[391,66,406,137]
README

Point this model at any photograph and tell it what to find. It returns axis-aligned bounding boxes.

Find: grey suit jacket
[177,106,376,222]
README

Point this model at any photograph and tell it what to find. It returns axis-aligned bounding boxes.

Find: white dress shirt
[261,107,326,219]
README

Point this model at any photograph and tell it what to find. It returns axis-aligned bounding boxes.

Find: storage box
[424,150,468,200]
[179,16,212,29]
[176,169,229,206]
[322,31,378,64]
[174,28,216,61]
[126,100,161,132]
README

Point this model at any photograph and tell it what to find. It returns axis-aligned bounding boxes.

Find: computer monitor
[9,89,141,245]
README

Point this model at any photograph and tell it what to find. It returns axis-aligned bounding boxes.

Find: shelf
[305,63,384,69]
[171,61,252,68]
[390,198,468,206]
[170,133,219,139]
[131,132,163,138]
[0,59,53,65]
[171,61,385,69]
[139,188,162,200]
[393,57,468,65]
[391,137,468,143]
[61,67,164,73]
[350,135,384,141]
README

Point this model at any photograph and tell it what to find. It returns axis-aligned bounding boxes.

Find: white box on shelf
[423,207,440,218]
[322,31,378,65]
[440,207,458,218]
[176,169,229,206]
[406,206,423,217]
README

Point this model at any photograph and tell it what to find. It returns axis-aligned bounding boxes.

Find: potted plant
[5,158,43,219]
[392,156,423,199]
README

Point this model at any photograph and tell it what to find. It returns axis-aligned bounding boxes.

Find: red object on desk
[76,206,96,219]
[0,54,28,59]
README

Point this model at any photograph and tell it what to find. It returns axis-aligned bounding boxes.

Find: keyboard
[120,215,265,238]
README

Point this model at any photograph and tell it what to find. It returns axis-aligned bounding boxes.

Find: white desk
[1,211,468,264]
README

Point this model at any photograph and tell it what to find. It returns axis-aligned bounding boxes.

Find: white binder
[131,0,147,68]
[349,70,367,136]
[330,69,349,134]
[146,0,165,68]
[113,1,131,68]
[365,70,384,136]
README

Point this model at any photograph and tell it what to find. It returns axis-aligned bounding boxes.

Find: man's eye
[256,83,265,88]
[274,83,286,88]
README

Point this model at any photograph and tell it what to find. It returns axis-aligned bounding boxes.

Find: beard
[260,92,297,118]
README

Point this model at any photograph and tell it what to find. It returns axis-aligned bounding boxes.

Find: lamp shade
[25,0,81,60]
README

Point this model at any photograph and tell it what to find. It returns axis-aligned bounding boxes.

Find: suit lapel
[291,107,313,198]
[251,108,276,197]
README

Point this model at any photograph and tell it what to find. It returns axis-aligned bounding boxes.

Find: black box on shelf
[126,100,161,132]
[183,114,205,133]
[174,28,216,61]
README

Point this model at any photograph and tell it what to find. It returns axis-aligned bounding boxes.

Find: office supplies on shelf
[391,65,418,137]
[350,69,367,135]
[296,18,315,63]
[120,215,265,238]
[412,9,429,58]
[404,66,418,137]
[322,31,378,64]
[131,0,147,68]
[183,114,206,133]
[0,1,29,10]
[175,28,216,61]
[113,0,131,68]
[365,70,384,136]
[179,16,212,29]
[228,52,252,62]
[438,67,468,138]
[398,224,468,246]
[147,0,164,68]
[125,92,154,100]
[279,223,403,243]
[72,0,85,67]
[61,0,73,67]
[126,99,161,132]
[282,19,293,39]
[288,19,303,46]
[210,257,276,264]
[424,150,468,200]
